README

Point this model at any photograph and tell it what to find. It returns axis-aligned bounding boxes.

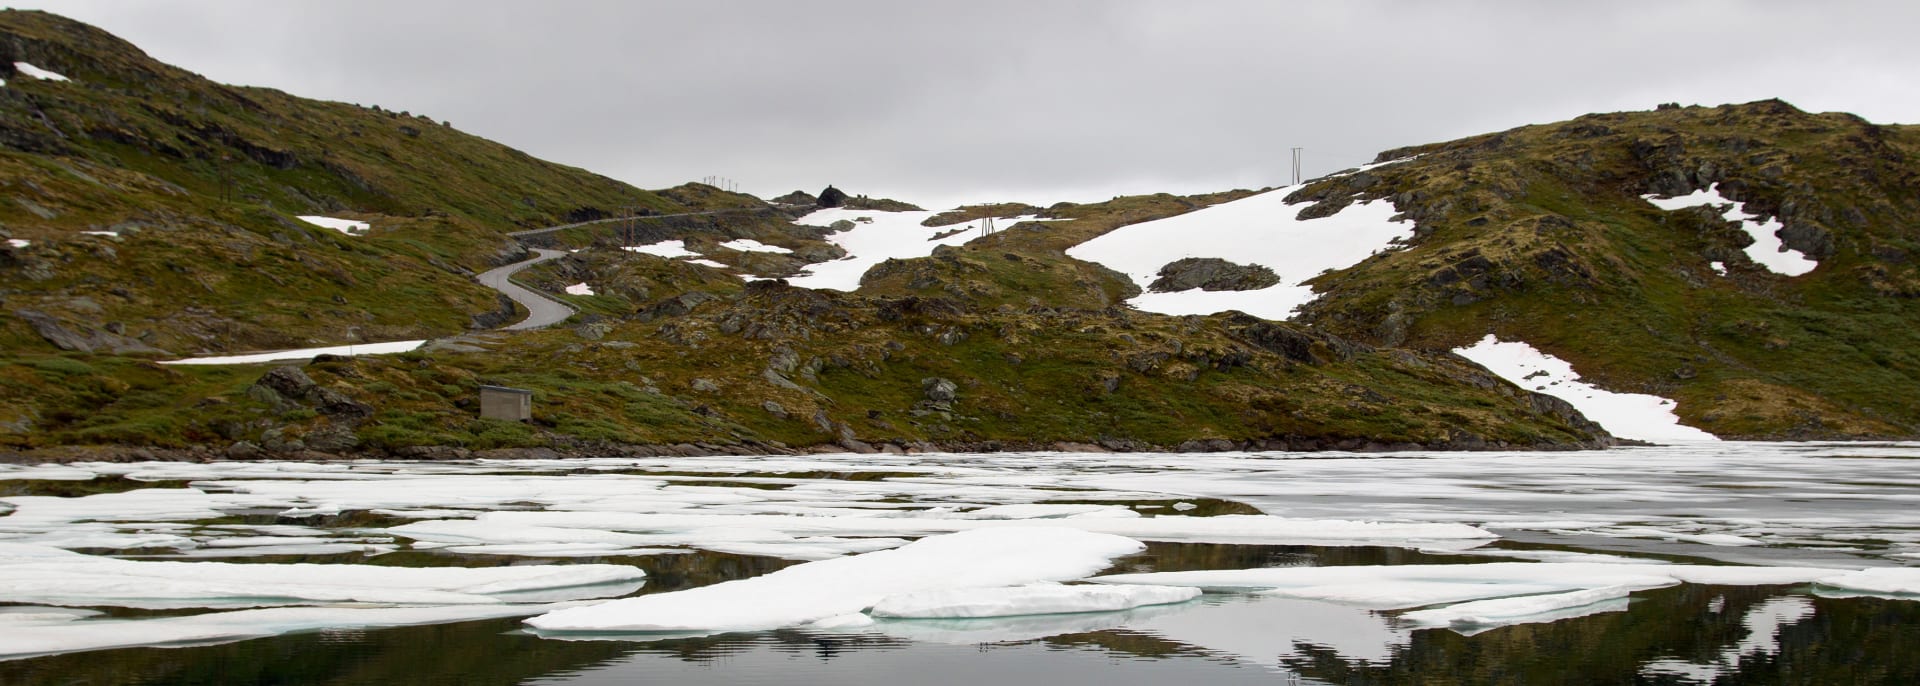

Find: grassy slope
[0,9,701,356]
[2,282,1604,454]
[1293,100,1920,438]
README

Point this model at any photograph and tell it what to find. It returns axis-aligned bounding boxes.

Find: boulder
[1147,258,1281,293]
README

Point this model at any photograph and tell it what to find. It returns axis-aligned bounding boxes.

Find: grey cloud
[17,0,1920,209]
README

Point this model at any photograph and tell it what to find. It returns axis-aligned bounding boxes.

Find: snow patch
[1454,334,1719,443]
[296,216,370,235]
[718,238,793,254]
[622,240,700,258]
[12,61,69,82]
[524,527,1144,633]
[564,282,595,296]
[5,239,28,248]
[787,208,1049,291]
[1643,184,1817,276]
[1066,188,1413,320]
[1709,261,1727,276]
[158,339,425,365]
[686,258,729,268]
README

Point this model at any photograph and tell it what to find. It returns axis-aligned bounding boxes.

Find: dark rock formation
[1148,258,1282,292]
[772,190,818,206]
[817,186,849,208]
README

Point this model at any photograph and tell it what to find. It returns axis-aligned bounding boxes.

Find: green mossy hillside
[1,282,1612,456]
[1290,100,1920,438]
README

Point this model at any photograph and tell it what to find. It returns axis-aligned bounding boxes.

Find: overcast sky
[14,1,1920,209]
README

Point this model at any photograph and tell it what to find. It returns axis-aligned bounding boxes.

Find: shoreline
[0,434,1633,465]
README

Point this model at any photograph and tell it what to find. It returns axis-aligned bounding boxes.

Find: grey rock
[922,377,958,402]
[1148,258,1282,293]
[691,378,720,393]
[257,366,318,400]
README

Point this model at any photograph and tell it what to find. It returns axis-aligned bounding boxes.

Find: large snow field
[3,442,1918,655]
[1453,334,1718,443]
[1643,184,1818,276]
[1066,185,1412,321]
[786,208,1049,291]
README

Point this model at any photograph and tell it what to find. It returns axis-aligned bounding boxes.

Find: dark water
[4,543,1917,685]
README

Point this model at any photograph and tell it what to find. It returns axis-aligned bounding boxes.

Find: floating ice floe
[157,339,426,365]
[524,527,1143,633]
[1066,184,1413,321]
[1812,567,1920,597]
[847,601,1196,645]
[1643,184,1817,276]
[296,215,370,235]
[564,282,595,295]
[1091,561,1842,609]
[0,542,645,610]
[12,61,70,82]
[869,583,1199,618]
[1454,334,1719,443]
[718,238,793,254]
[451,510,1497,550]
[786,208,1050,291]
[0,603,584,659]
[1397,585,1635,631]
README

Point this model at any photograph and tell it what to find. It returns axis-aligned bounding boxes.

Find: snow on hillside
[1454,335,1718,443]
[159,340,426,366]
[564,283,594,296]
[1643,184,1817,277]
[718,238,793,254]
[1067,188,1413,320]
[11,61,69,82]
[787,208,1046,292]
[296,216,369,235]
[621,239,700,258]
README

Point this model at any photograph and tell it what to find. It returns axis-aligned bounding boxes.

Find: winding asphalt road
[477,202,804,330]
[475,248,576,330]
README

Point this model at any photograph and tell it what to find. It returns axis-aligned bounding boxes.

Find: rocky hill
[10,10,1828,458]
[1283,100,1920,439]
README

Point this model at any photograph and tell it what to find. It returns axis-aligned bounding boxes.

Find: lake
[2,442,1917,684]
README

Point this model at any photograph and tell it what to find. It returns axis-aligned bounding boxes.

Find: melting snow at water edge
[0,442,1917,682]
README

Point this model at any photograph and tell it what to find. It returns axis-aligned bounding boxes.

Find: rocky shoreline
[0,433,1626,465]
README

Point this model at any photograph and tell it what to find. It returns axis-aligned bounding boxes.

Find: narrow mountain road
[476,248,576,330]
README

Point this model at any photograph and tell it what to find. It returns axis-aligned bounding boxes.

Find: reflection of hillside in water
[7,587,1917,684]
